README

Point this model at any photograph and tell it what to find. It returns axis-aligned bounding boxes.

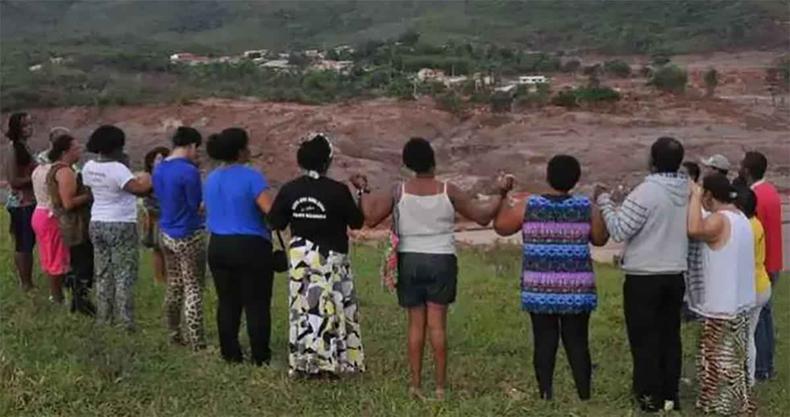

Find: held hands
[495,172,515,196]
[592,183,608,201]
[349,173,369,192]
[135,172,153,189]
[689,181,703,199]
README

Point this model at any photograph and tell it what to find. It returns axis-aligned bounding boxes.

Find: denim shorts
[8,205,36,253]
[397,252,458,308]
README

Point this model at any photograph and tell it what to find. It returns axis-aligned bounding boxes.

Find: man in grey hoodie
[595,137,689,413]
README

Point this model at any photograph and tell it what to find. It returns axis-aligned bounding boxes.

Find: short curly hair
[547,155,581,192]
[86,125,125,155]
[297,133,333,173]
[402,137,435,174]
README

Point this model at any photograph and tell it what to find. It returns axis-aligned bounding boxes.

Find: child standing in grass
[141,146,170,284]
[494,155,609,400]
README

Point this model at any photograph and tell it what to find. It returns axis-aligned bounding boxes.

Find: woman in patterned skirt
[493,155,609,400]
[269,133,365,377]
[82,125,152,331]
[687,173,756,415]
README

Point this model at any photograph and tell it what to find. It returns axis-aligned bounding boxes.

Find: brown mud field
[4,51,788,195]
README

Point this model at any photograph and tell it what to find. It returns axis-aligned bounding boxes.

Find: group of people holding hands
[4,110,783,414]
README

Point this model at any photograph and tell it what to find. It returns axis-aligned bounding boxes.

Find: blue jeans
[755,272,780,379]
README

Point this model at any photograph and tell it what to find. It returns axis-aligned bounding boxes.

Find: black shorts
[397,252,458,308]
[7,205,36,253]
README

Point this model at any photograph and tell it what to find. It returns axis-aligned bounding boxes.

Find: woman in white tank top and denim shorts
[353,137,512,400]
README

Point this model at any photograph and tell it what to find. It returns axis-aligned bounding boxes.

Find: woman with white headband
[269,132,366,378]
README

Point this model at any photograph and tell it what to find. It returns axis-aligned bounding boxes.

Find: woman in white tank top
[687,173,756,415]
[352,138,513,400]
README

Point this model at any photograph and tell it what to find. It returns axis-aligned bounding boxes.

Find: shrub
[436,91,464,115]
[561,59,582,73]
[650,53,671,66]
[575,86,621,103]
[603,59,631,77]
[386,77,415,100]
[550,86,621,108]
[648,64,688,93]
[551,89,578,108]
[489,91,513,112]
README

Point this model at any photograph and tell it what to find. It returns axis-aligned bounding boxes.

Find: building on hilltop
[170,53,212,65]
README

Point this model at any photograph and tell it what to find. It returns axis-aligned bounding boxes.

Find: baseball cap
[700,154,731,172]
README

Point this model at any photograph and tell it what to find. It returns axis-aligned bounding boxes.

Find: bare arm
[360,190,394,228]
[256,190,275,215]
[55,168,90,210]
[493,194,526,236]
[123,173,153,196]
[687,187,724,244]
[447,182,503,226]
[5,150,32,189]
[590,204,610,247]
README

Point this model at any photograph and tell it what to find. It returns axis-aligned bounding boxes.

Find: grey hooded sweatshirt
[597,173,689,275]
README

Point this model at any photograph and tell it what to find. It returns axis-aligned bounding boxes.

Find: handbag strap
[275,230,287,251]
[391,182,402,234]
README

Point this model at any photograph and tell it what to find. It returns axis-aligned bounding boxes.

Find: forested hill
[1,0,788,56]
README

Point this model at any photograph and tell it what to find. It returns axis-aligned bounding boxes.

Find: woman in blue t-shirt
[203,128,275,366]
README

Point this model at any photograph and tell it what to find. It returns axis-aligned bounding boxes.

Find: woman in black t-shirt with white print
[269,133,365,378]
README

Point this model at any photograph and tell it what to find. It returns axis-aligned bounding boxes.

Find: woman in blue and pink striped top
[494,155,609,401]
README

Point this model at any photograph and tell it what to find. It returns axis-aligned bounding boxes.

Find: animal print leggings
[89,222,139,331]
[697,313,755,416]
[161,231,207,350]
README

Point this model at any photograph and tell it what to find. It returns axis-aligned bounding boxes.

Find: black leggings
[208,234,274,365]
[530,312,592,400]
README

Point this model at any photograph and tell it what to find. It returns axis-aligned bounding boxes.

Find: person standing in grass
[35,127,71,164]
[153,127,206,350]
[30,142,69,304]
[3,112,37,292]
[594,137,689,412]
[82,125,152,331]
[734,186,771,386]
[355,137,511,400]
[739,151,783,382]
[494,155,609,401]
[687,173,756,415]
[141,146,170,285]
[204,128,275,366]
[269,132,366,377]
[47,134,95,316]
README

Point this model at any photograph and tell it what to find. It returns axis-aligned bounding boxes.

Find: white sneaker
[664,400,675,411]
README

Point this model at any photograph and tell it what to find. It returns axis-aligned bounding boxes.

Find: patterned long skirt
[288,237,365,376]
[697,313,756,415]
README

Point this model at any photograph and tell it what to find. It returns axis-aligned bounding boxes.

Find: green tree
[397,29,420,46]
[703,68,718,98]
[648,64,688,93]
[603,59,631,78]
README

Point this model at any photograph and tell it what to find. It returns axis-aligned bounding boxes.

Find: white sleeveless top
[31,164,53,210]
[396,182,455,254]
[692,210,756,319]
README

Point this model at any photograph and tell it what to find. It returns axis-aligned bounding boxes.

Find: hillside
[2,0,788,58]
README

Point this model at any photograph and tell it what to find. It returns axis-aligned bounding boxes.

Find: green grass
[1,213,788,417]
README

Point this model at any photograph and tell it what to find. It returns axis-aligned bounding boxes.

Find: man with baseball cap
[700,154,731,177]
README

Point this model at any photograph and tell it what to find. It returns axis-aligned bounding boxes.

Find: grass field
[0,212,787,417]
